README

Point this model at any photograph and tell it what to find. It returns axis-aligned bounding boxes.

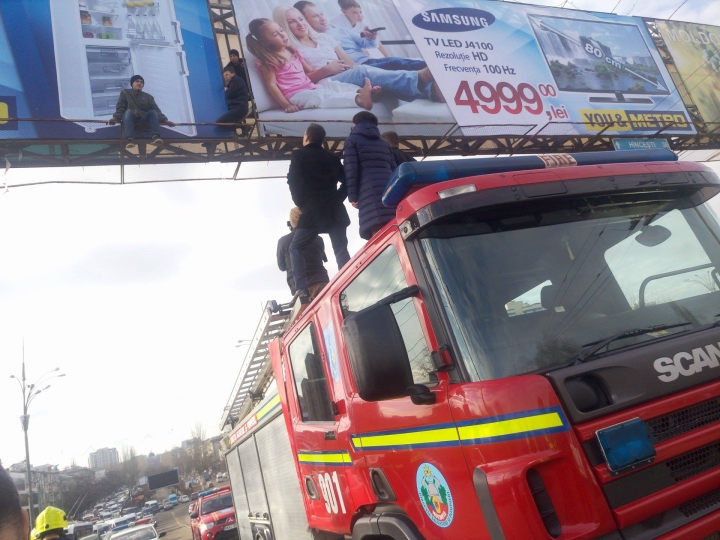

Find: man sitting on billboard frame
[108,75,176,149]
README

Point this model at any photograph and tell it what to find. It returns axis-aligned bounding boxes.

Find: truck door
[338,235,487,538]
[284,320,354,535]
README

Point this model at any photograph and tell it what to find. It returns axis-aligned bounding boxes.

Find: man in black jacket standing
[287,123,351,303]
[217,67,249,126]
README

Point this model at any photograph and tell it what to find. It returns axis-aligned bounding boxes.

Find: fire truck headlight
[199,522,214,532]
[596,418,656,473]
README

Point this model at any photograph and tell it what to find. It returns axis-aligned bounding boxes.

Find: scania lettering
[222,149,720,540]
[654,343,720,382]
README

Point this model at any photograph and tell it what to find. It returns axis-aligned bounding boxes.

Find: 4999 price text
[454,80,558,116]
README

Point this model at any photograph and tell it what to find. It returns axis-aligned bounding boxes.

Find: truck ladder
[219,298,302,430]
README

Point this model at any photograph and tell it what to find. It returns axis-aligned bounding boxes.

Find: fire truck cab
[225,149,720,540]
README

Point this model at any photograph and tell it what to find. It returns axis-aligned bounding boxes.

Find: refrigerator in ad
[51,0,196,136]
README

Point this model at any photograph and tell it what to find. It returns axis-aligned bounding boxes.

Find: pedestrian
[344,111,397,240]
[287,123,351,303]
[217,67,250,133]
[381,131,416,165]
[0,464,29,540]
[277,207,330,299]
[108,75,175,149]
[224,49,251,95]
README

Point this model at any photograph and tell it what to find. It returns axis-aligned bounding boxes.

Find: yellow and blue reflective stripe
[256,394,281,422]
[297,450,353,467]
[350,407,569,451]
[456,406,568,445]
[351,422,460,451]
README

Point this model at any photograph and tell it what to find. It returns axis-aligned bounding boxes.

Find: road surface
[155,502,193,540]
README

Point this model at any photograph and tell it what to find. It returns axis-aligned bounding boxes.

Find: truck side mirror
[190,512,198,519]
[342,297,415,401]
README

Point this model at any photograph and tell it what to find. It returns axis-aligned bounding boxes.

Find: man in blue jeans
[287,123,351,304]
[108,75,175,149]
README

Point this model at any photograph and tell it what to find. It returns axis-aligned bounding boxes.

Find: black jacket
[224,60,251,93]
[277,231,329,293]
[225,75,249,111]
[391,147,416,166]
[344,121,397,240]
[113,88,167,122]
[287,143,350,231]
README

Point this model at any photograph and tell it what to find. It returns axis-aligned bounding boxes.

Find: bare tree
[121,445,139,490]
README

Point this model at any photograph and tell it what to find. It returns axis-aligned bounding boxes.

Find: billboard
[233,0,694,137]
[147,468,180,490]
[652,20,720,125]
[394,0,694,135]
[0,0,228,141]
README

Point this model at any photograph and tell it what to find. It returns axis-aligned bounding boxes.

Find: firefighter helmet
[35,507,68,538]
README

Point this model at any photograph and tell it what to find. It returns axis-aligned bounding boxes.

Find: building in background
[8,462,67,516]
[204,435,224,462]
[88,447,119,470]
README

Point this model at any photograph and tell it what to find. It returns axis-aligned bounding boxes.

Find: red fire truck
[223,149,720,540]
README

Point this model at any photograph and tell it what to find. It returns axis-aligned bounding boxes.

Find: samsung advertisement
[234,0,694,136]
[0,0,227,140]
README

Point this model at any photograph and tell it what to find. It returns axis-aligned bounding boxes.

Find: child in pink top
[246,18,373,113]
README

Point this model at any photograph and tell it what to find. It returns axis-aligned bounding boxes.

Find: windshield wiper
[569,322,692,365]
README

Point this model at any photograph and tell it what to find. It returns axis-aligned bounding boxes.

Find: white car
[106,525,166,540]
[179,495,189,503]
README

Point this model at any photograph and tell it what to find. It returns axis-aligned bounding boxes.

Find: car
[190,488,236,540]
[162,502,173,511]
[179,495,189,503]
[105,525,166,540]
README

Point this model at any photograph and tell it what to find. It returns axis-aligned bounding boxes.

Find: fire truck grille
[647,397,720,443]
[679,487,720,518]
[215,518,227,526]
[700,533,720,540]
[666,440,720,483]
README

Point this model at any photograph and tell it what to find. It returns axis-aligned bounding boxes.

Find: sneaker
[125,138,136,149]
[151,134,164,146]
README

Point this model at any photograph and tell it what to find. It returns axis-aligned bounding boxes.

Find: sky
[1,0,720,471]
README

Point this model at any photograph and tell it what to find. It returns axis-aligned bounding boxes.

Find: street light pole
[9,343,65,527]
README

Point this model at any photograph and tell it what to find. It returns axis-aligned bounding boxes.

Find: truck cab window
[340,245,436,384]
[605,209,717,307]
[288,323,335,422]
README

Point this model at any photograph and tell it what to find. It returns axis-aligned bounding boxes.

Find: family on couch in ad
[235,0,451,128]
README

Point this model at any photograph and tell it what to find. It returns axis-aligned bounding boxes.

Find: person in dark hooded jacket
[344,111,397,240]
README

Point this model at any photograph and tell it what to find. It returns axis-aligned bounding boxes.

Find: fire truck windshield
[419,189,720,381]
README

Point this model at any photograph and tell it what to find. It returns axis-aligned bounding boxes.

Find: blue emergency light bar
[382,148,678,207]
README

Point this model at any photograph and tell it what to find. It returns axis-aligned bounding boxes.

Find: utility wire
[610,0,623,13]
[668,0,689,19]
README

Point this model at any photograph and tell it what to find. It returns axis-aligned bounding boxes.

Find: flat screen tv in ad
[529,15,669,103]
[147,468,179,490]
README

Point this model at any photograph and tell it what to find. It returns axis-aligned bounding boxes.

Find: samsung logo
[654,342,720,382]
[412,8,495,33]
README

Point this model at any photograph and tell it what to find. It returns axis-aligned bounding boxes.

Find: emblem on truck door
[416,463,454,528]
[653,342,720,382]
